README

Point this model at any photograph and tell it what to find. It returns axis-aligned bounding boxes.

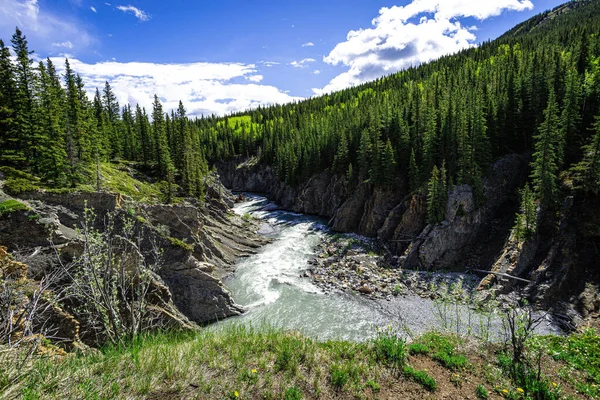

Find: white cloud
[247,75,264,82]
[50,58,301,117]
[302,42,314,47]
[0,0,93,51]
[313,70,321,75]
[290,58,316,68]
[52,41,73,49]
[116,5,150,21]
[90,6,97,12]
[260,61,280,67]
[315,0,533,94]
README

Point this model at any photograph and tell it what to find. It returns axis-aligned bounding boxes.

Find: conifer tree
[531,89,561,206]
[37,59,67,183]
[573,116,600,194]
[427,164,448,224]
[0,39,20,165]
[408,148,421,192]
[11,28,38,169]
[514,183,537,241]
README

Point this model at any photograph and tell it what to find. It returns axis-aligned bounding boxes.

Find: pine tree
[152,95,176,202]
[11,27,38,169]
[408,148,421,192]
[573,116,600,194]
[37,59,67,183]
[0,39,21,165]
[102,81,120,157]
[531,89,561,206]
[332,131,349,175]
[427,163,447,224]
[514,183,537,241]
[379,139,396,188]
[358,130,371,182]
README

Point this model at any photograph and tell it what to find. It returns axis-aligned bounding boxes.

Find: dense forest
[1,0,600,227]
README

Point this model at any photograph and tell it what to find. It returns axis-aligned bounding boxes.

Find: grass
[402,365,438,391]
[1,327,597,399]
[408,331,468,371]
[0,199,30,217]
[475,383,489,399]
[98,163,163,203]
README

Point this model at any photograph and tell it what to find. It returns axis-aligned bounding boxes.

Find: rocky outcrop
[0,177,268,333]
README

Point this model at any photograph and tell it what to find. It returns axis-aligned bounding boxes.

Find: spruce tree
[11,27,38,169]
[573,116,600,194]
[37,59,67,183]
[531,89,561,206]
[0,39,20,166]
[514,183,537,241]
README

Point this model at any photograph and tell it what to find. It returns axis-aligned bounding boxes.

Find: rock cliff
[0,177,268,346]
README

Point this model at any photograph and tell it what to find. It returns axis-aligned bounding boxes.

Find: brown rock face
[0,177,268,334]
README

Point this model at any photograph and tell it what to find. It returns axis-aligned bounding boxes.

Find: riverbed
[213,194,561,342]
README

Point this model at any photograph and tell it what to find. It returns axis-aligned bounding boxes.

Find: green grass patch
[543,328,600,398]
[167,236,194,252]
[403,365,437,391]
[410,332,468,371]
[475,384,489,399]
[372,328,406,369]
[98,163,163,203]
[0,199,30,216]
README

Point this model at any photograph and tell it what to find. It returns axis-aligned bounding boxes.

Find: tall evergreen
[0,39,20,165]
[531,89,562,206]
[574,116,600,194]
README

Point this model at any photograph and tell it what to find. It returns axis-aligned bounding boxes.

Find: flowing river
[213,194,561,341]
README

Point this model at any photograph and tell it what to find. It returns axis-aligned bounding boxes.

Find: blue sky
[0,0,566,116]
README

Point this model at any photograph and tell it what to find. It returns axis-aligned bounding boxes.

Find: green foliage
[167,237,194,252]
[427,164,448,224]
[475,384,489,399]
[372,328,407,370]
[3,2,600,208]
[0,199,29,216]
[531,90,562,207]
[283,385,303,400]
[402,366,437,391]
[329,364,350,390]
[513,183,537,242]
[409,332,467,371]
[544,328,600,398]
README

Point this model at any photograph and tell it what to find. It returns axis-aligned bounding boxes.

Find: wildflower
[502,389,509,394]
[517,388,524,393]
[234,391,239,397]
[552,382,558,387]
[251,369,257,374]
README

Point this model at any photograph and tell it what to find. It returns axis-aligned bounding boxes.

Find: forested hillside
[1,0,600,223]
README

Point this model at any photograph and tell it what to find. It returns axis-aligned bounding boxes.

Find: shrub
[475,384,489,399]
[372,328,406,370]
[330,364,349,390]
[284,385,303,400]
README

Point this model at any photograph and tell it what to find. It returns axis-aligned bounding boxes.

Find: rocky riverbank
[305,234,518,308]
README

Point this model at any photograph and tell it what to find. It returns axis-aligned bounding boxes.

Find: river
[213,194,561,341]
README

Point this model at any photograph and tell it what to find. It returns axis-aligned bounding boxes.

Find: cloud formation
[315,0,533,94]
[90,6,97,12]
[302,42,314,47]
[52,41,74,49]
[50,58,301,117]
[290,58,316,68]
[0,0,93,51]
[116,5,150,21]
